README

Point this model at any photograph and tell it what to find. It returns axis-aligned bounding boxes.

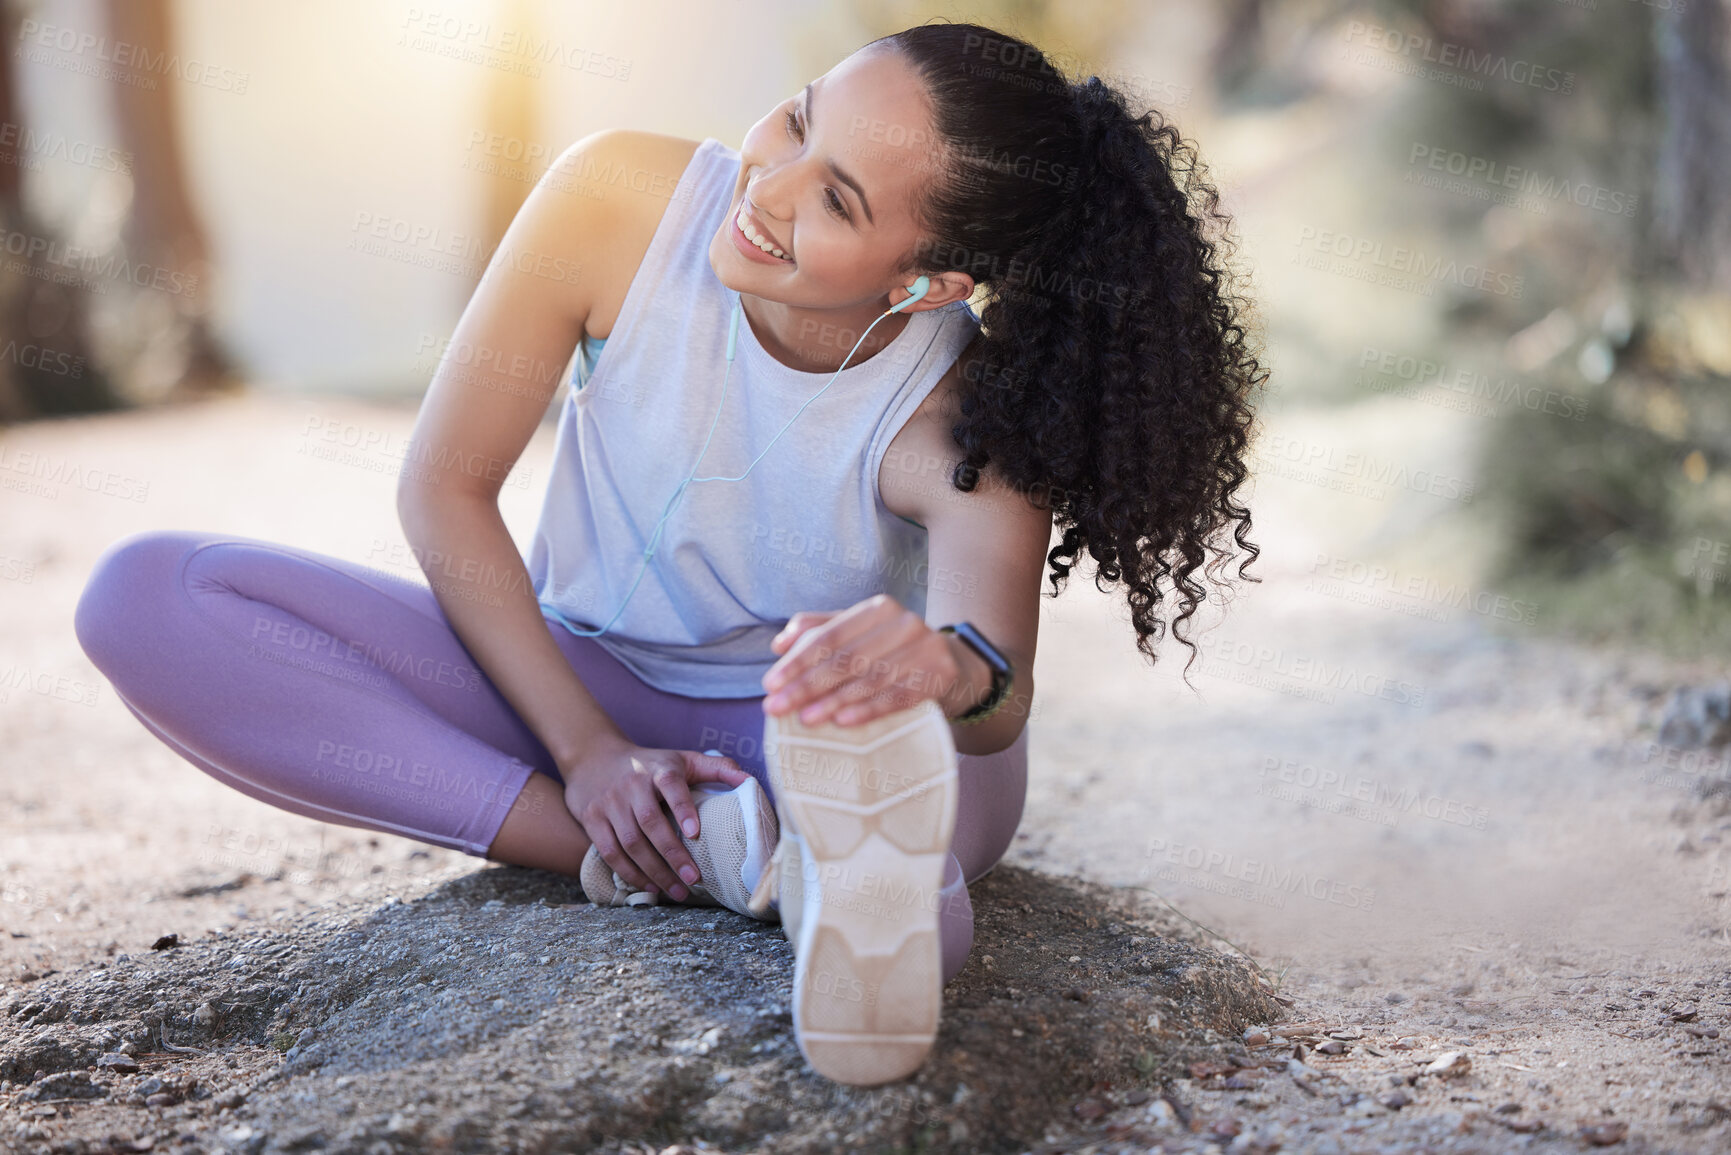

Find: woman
[72,21,1265,1087]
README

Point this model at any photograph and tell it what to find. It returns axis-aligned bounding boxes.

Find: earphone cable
[545,287,921,639]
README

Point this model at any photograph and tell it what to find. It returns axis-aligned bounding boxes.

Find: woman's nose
[746,169,796,222]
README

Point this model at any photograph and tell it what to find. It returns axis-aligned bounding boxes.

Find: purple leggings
[72,530,1027,972]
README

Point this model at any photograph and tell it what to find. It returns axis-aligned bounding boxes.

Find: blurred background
[5,0,1728,657]
[5,0,1731,1083]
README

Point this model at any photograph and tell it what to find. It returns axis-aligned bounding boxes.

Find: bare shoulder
[881,335,1053,675]
[879,336,1054,534]
[551,130,703,340]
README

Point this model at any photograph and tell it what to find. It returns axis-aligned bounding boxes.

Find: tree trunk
[0,3,116,421]
[1653,0,1731,292]
[102,0,240,403]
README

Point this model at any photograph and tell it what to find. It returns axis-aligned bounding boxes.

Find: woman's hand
[561,737,751,900]
[760,594,965,727]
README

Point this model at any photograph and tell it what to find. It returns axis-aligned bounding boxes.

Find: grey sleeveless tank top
[525,136,982,698]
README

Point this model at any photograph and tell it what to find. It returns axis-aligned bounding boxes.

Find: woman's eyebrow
[803,80,875,226]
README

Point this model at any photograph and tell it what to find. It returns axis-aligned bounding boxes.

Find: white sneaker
[579,764,778,922]
[760,699,959,1086]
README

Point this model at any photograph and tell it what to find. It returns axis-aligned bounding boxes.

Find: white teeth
[736,205,791,261]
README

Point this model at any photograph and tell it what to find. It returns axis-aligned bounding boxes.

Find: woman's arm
[761,480,1049,756]
[396,131,635,773]
[916,455,1050,754]
[395,131,749,899]
[761,373,1052,757]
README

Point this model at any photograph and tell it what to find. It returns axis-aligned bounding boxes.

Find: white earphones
[544,276,935,639]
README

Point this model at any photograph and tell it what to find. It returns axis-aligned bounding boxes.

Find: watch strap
[938,621,1013,724]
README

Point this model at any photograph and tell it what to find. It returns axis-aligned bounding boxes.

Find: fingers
[656,762,702,840]
[606,804,686,901]
[763,615,879,710]
[805,634,934,725]
[818,644,931,725]
[769,610,820,657]
[584,819,656,896]
[764,602,882,695]
[770,609,841,656]
[572,746,757,906]
[685,751,752,788]
[769,606,927,722]
[621,780,697,898]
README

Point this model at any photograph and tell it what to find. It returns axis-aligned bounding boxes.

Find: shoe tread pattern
[767,699,957,1085]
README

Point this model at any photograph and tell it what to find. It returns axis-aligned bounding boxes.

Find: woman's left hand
[761,594,961,727]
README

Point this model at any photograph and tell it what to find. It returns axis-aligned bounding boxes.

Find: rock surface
[1,864,1278,1153]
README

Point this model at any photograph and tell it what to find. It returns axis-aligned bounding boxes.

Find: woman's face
[710,46,946,309]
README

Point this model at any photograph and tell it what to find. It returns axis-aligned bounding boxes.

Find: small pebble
[1243,1029,1270,1047]
[1580,1120,1628,1145]
[1426,1051,1472,1078]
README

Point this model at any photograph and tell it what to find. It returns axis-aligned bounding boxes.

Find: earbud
[886,275,931,314]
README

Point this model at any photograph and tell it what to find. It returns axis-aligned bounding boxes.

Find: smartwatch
[937,621,1014,725]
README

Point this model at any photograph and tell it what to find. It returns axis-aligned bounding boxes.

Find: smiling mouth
[735,203,793,262]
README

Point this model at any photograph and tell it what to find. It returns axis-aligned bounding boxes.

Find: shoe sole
[764,698,957,1086]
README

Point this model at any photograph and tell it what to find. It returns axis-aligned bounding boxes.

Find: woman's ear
[903,270,975,311]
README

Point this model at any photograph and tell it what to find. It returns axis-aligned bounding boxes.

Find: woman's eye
[783,107,850,222]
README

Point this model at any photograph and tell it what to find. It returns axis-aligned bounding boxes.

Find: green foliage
[1480,382,1673,578]
[1477,317,1731,657]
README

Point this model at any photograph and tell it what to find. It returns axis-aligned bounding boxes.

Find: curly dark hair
[871,21,1269,682]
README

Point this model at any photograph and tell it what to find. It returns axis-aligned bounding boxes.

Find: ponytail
[879,22,1269,680]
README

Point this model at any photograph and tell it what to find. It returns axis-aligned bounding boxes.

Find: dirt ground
[4,391,1731,1154]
